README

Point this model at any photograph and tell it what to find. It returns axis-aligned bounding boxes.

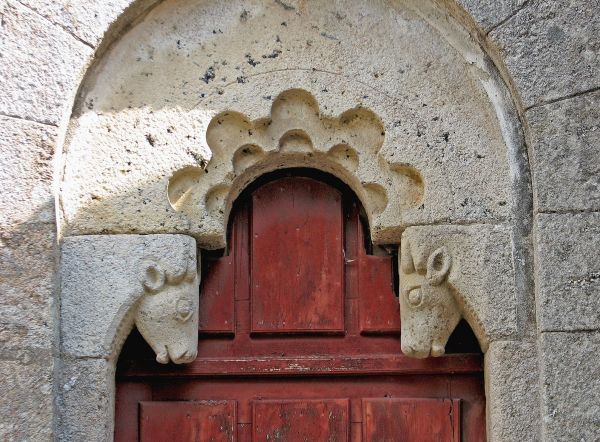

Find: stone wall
[0,0,598,440]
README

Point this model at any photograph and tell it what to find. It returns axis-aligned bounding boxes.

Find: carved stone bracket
[58,234,199,439]
[60,234,199,364]
[399,225,518,358]
[168,88,424,247]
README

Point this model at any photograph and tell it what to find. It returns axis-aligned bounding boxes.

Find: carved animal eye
[175,298,194,322]
[407,287,424,307]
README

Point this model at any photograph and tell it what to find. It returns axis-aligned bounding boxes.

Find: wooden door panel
[139,401,236,442]
[363,398,461,442]
[114,382,151,442]
[251,178,344,333]
[252,399,349,442]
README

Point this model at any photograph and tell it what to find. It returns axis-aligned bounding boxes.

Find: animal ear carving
[426,246,451,286]
[142,262,166,293]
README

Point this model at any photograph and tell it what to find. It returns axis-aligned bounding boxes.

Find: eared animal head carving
[136,259,199,364]
[399,240,461,358]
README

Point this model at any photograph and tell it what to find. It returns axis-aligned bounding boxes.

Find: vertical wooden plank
[356,214,400,334]
[358,254,401,334]
[461,395,486,442]
[237,423,251,441]
[351,423,363,442]
[234,200,251,335]
[199,255,235,334]
[114,382,151,442]
[251,177,344,333]
[363,398,461,442]
[344,201,361,336]
[233,200,250,302]
[253,399,349,441]
[350,397,363,442]
[139,401,236,442]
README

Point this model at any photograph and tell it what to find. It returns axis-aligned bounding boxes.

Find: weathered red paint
[358,253,401,334]
[198,255,235,334]
[115,175,485,441]
[363,398,461,442]
[253,399,349,441]
[251,178,344,333]
[139,401,236,442]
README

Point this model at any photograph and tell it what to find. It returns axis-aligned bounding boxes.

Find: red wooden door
[115,174,485,441]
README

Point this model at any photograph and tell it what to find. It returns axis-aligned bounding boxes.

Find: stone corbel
[60,234,199,364]
[398,225,518,358]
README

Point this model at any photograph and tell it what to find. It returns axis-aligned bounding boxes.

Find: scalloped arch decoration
[168,89,424,247]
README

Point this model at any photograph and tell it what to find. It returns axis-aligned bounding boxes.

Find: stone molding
[59,0,531,253]
[49,0,535,439]
[58,234,199,440]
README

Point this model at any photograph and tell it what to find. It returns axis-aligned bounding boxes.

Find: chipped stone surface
[490,0,600,108]
[456,0,527,32]
[528,91,600,212]
[399,224,517,357]
[540,331,600,441]
[536,212,600,332]
[61,0,515,247]
[60,234,198,361]
[0,116,57,227]
[485,340,541,442]
[0,0,91,125]
[0,357,54,441]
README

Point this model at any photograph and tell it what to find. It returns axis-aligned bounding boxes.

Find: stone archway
[56,1,537,440]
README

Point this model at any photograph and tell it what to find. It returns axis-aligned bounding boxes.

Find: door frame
[59,163,524,441]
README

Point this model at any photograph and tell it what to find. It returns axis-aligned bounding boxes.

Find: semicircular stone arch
[57,0,535,440]
[61,0,529,247]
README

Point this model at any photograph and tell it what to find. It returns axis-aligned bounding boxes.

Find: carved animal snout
[401,341,447,359]
[156,345,198,365]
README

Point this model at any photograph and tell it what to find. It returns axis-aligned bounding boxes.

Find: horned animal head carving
[135,258,199,364]
[399,239,461,359]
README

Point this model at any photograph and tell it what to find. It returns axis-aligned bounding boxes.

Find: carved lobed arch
[164,90,519,358]
[167,88,424,247]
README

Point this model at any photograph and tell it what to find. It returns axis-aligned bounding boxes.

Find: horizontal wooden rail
[117,353,482,378]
